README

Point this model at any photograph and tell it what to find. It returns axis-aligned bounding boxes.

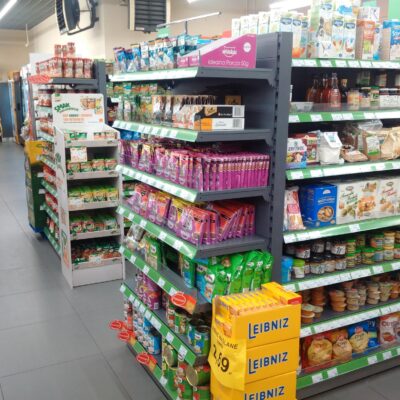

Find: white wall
[0,29,29,81]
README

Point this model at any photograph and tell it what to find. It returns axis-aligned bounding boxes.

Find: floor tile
[0,288,75,331]
[104,347,166,400]
[0,355,130,400]
[365,366,400,400]
[0,314,99,377]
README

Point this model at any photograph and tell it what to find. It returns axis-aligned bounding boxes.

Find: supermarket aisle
[0,141,399,400]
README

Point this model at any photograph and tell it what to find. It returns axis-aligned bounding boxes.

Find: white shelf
[68,200,119,211]
[67,170,119,180]
[73,257,122,270]
[65,139,118,148]
[71,228,121,240]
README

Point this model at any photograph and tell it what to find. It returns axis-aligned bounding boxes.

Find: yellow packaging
[24,141,44,165]
[211,371,297,400]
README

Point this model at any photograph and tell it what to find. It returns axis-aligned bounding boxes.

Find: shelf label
[311,373,324,384]
[372,265,384,275]
[178,346,188,358]
[157,277,166,288]
[308,231,322,240]
[129,255,137,264]
[159,376,167,386]
[158,232,167,241]
[351,269,370,279]
[173,240,183,251]
[349,224,361,233]
[301,327,312,337]
[289,115,300,123]
[320,60,332,67]
[139,304,146,314]
[383,351,392,361]
[128,212,134,221]
[293,59,305,66]
[335,60,347,67]
[392,262,400,270]
[364,112,376,119]
[134,299,140,308]
[139,220,147,228]
[327,368,338,379]
[332,113,344,121]
[142,265,150,274]
[341,113,354,120]
[367,355,378,365]
[166,332,174,343]
[129,294,135,303]
[310,169,323,178]
[289,170,304,180]
[304,60,317,67]
[360,61,372,68]
[348,60,359,68]
[151,317,162,330]
[144,310,152,320]
[284,284,296,292]
[119,285,126,294]
[310,114,323,122]
[169,130,178,139]
[284,234,296,244]
[296,232,310,242]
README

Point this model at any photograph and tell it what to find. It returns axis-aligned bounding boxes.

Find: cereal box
[299,183,337,228]
[357,179,379,220]
[355,20,375,60]
[381,20,400,61]
[335,180,361,224]
[376,178,398,217]
[286,138,307,169]
[292,133,319,164]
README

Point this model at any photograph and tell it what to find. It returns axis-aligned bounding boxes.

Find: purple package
[217,156,224,190]
[178,152,189,186]
[193,157,204,191]
[210,158,217,191]
[167,151,180,183]
[146,192,158,223]
[187,35,257,69]
[203,156,210,192]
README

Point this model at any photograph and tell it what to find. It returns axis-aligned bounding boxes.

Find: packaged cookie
[301,333,333,372]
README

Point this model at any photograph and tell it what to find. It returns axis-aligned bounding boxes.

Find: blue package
[348,321,372,354]
[367,319,379,349]
[299,183,337,228]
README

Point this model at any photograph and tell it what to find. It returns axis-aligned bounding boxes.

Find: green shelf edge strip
[43,227,60,255]
[283,215,400,244]
[39,155,56,170]
[117,164,198,202]
[289,109,400,123]
[283,260,400,292]
[41,179,57,197]
[300,300,400,338]
[120,283,197,366]
[292,58,400,69]
[113,120,198,142]
[286,160,400,180]
[127,341,178,400]
[117,204,197,258]
[41,203,59,226]
[119,245,180,298]
[297,344,400,389]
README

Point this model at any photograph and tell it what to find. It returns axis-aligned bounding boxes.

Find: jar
[285,244,296,256]
[371,234,384,249]
[324,253,336,272]
[370,86,380,108]
[395,74,400,87]
[304,261,310,275]
[360,87,371,108]
[331,241,346,256]
[296,244,311,259]
[346,239,357,254]
[310,255,325,275]
[374,248,384,263]
[325,239,333,252]
[312,240,325,254]
[355,248,362,265]
[362,247,375,265]
[379,88,389,108]
[395,244,400,259]
[395,231,400,244]
[346,253,356,268]
[375,73,387,88]
[384,246,394,261]
[384,231,395,247]
[292,259,305,279]
[348,89,360,110]
[335,256,347,270]
[389,88,398,107]
[356,234,366,248]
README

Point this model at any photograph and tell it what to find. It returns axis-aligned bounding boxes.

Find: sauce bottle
[329,73,341,108]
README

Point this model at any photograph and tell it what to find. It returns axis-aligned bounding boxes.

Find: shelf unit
[115,32,292,400]
[43,227,60,255]
[282,52,400,398]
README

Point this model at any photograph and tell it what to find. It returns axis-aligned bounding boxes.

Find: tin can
[193,326,210,355]
[163,343,178,367]
[174,309,189,335]
[177,354,187,377]
[186,364,211,386]
[176,376,193,400]
[187,318,205,345]
[193,385,211,400]
[166,300,176,328]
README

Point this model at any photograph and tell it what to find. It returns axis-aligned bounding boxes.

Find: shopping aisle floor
[0,142,398,400]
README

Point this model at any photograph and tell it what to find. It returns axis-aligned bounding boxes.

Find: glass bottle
[329,73,341,108]
[340,78,348,103]
[320,73,330,104]
[306,75,320,103]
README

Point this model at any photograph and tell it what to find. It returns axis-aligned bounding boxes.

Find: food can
[163,343,178,367]
[166,300,176,328]
[193,326,210,355]
[177,355,187,378]
[187,318,204,345]
[193,385,211,400]
[186,364,211,386]
[174,309,189,335]
[176,376,193,400]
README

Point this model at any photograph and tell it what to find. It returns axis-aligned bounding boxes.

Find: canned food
[166,300,176,328]
[193,385,211,400]
[176,376,193,400]
[174,309,189,335]
[186,364,211,386]
[296,244,311,259]
[193,325,210,355]
[163,343,178,367]
[187,318,204,345]
[177,356,188,378]
[331,241,346,256]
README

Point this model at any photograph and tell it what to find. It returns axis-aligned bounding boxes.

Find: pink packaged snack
[146,191,158,223]
[83,59,93,78]
[178,206,209,245]
[74,58,84,78]
[138,143,154,173]
[155,193,171,226]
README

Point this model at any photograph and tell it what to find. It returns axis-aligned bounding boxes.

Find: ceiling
[0,0,55,30]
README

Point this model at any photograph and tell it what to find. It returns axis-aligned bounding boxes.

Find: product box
[211,371,297,400]
[299,183,337,228]
[381,20,400,61]
[240,15,250,35]
[309,0,334,42]
[292,133,319,164]
[332,13,345,58]
[357,179,379,220]
[292,13,304,58]
[334,180,361,224]
[342,16,357,59]
[286,138,307,170]
[258,11,270,34]
[231,18,241,38]
[355,20,375,60]
[179,34,257,69]
[377,178,398,217]
[358,6,380,22]
[334,0,359,16]
[248,14,259,34]
[269,11,293,33]
[299,16,309,58]
[373,23,382,60]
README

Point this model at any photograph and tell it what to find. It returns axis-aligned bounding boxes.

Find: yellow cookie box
[211,370,297,400]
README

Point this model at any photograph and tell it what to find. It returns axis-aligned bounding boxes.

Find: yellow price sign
[208,325,246,391]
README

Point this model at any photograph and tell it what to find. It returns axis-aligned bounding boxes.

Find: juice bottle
[306,75,319,103]
[328,73,341,109]
[319,73,329,104]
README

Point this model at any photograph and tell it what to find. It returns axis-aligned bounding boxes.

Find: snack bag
[241,251,260,292]
[327,329,352,363]
[348,322,370,354]
[203,264,229,301]
[145,236,162,270]
[261,253,273,284]
[301,333,333,372]
[179,254,196,289]
[378,313,399,346]
[367,319,379,348]
[284,187,305,231]
[225,253,244,294]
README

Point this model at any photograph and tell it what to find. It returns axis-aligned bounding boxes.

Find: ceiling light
[269,0,311,10]
[187,0,201,3]
[0,0,18,21]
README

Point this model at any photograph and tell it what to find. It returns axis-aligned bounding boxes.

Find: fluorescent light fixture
[187,0,201,3]
[0,0,17,21]
[270,0,311,10]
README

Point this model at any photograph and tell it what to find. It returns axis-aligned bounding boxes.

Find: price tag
[332,113,344,121]
[375,163,385,171]
[134,299,140,308]
[143,125,151,134]
[169,130,177,139]
[348,60,359,68]
[310,114,323,122]
[284,284,296,292]
[383,351,392,361]
[373,265,384,275]
[144,310,152,320]
[320,60,332,67]
[391,262,400,270]
[397,348,400,356]
[310,169,323,178]
[351,269,370,280]
[178,346,188,357]
[360,61,372,68]
[335,60,347,67]
[139,304,146,314]
[293,59,305,66]
[311,373,324,384]
[364,112,376,119]
[139,220,147,228]
[142,265,150,274]
[297,232,310,242]
[368,355,378,365]
[158,277,166,288]
[327,368,338,379]
[341,113,354,120]
[137,125,144,133]
[308,231,322,240]
[289,171,304,180]
[349,224,361,233]
[119,285,126,294]
[289,115,300,123]
[152,317,162,330]
[158,232,167,241]
[301,327,312,337]
[129,255,137,264]
[166,332,174,343]
[159,376,167,386]
[284,234,296,244]
[161,128,169,137]
[128,212,134,221]
[304,60,317,67]
[173,240,183,250]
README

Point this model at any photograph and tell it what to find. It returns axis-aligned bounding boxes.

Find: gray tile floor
[0,142,398,399]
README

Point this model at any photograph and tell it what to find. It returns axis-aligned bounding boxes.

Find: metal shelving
[41,203,59,225]
[43,227,60,256]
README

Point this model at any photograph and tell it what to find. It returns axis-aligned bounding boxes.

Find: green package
[179,254,196,289]
[241,251,260,293]
[204,264,228,302]
[225,254,244,295]
[261,253,273,284]
[145,236,162,270]
[250,252,265,291]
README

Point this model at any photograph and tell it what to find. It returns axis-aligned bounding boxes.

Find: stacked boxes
[210,283,301,400]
